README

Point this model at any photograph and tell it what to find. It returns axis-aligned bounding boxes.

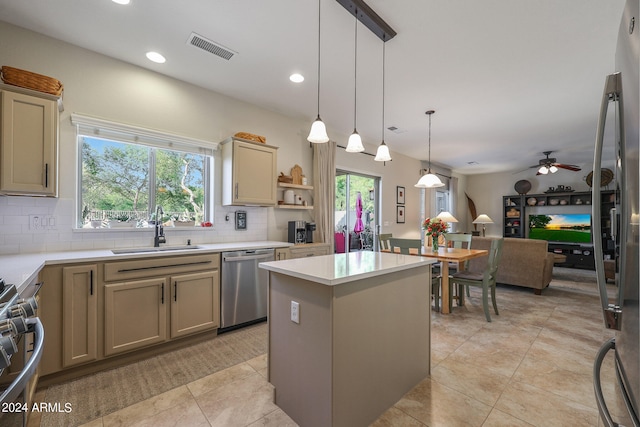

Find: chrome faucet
[153,205,166,247]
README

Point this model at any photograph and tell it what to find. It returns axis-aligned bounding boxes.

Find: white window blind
[71,113,218,156]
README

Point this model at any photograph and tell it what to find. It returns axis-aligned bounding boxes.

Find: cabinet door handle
[161,283,164,304]
[235,183,239,199]
[90,269,94,296]
[174,281,177,302]
[45,163,49,188]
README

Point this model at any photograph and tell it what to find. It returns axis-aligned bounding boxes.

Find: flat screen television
[528,213,592,244]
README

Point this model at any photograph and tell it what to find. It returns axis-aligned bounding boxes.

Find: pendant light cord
[428,113,432,171]
[316,0,321,117]
[426,110,435,172]
[353,15,358,129]
[381,39,385,141]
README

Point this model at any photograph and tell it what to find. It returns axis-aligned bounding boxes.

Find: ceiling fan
[529,151,581,175]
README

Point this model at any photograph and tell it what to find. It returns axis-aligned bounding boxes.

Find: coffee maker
[305,222,316,243]
[288,221,307,244]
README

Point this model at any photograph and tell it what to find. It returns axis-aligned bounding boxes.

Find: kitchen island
[260,251,434,427]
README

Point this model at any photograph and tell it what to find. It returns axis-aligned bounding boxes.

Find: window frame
[72,114,217,230]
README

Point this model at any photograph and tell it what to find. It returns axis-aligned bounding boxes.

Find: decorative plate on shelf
[514,180,532,195]
[586,168,614,187]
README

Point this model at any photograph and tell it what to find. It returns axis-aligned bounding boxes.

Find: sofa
[465,237,555,294]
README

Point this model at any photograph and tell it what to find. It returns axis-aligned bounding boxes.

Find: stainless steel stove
[0,278,44,427]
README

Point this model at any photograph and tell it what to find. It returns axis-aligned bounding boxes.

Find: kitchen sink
[111,245,202,254]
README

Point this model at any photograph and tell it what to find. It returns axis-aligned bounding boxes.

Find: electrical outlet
[29,215,42,230]
[291,301,300,324]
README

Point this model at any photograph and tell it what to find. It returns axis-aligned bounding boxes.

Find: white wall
[0,22,425,254]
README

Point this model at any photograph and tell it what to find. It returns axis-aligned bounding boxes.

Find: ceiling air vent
[187,32,237,60]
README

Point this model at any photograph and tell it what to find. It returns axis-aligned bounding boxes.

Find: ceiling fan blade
[555,163,581,171]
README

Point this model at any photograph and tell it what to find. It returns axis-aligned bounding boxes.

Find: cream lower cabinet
[288,243,331,259]
[170,271,219,338]
[275,248,290,260]
[0,86,59,196]
[39,254,221,378]
[104,277,168,357]
[62,265,98,367]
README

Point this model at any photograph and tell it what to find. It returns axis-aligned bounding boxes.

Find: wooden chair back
[378,233,393,252]
[444,233,472,249]
[444,233,473,294]
[484,237,505,282]
[389,238,422,255]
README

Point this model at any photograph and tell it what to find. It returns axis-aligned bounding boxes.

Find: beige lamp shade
[436,211,458,223]
[472,214,494,224]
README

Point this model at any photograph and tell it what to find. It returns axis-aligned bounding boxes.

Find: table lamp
[436,211,458,223]
[473,214,494,237]
[436,211,458,232]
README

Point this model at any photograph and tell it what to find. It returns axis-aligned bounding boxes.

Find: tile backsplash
[0,196,268,255]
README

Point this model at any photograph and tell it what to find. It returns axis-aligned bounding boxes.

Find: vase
[432,238,439,252]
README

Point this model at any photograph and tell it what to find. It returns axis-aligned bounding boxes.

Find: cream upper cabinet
[221,137,277,206]
[0,86,59,196]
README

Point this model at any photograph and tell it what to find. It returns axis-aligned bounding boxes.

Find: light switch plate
[235,211,247,230]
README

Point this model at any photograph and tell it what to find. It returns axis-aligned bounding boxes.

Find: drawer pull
[117,260,212,273]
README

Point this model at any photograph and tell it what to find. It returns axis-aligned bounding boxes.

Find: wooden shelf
[276,181,314,209]
[276,204,313,210]
[277,182,313,190]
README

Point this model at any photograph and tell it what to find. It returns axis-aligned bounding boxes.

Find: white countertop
[259,251,435,286]
[0,241,291,294]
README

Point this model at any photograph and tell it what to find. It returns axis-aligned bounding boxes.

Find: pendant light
[307,0,329,144]
[415,110,444,188]
[345,14,364,153]
[374,39,391,163]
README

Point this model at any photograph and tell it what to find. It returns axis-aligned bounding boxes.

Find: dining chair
[378,233,393,252]
[386,237,441,312]
[444,233,473,297]
[431,233,472,311]
[389,238,422,255]
[449,238,504,322]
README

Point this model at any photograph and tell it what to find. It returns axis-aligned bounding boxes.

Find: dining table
[384,246,488,314]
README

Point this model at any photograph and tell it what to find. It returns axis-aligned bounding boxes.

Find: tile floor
[33,272,629,426]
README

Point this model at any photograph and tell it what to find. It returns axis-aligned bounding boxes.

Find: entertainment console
[548,242,595,270]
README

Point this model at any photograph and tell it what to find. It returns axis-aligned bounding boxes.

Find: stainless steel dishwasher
[220,248,274,331]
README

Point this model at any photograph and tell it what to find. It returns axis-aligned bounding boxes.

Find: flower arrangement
[422,217,449,251]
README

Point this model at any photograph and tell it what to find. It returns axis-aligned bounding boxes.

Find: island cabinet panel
[170,271,219,338]
[268,263,431,427]
[104,278,168,356]
[62,265,98,367]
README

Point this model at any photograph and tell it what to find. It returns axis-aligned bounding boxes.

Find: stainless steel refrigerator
[593,0,640,425]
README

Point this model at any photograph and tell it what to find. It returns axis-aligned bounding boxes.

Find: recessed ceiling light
[112,0,131,4]
[289,73,304,83]
[146,51,166,64]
